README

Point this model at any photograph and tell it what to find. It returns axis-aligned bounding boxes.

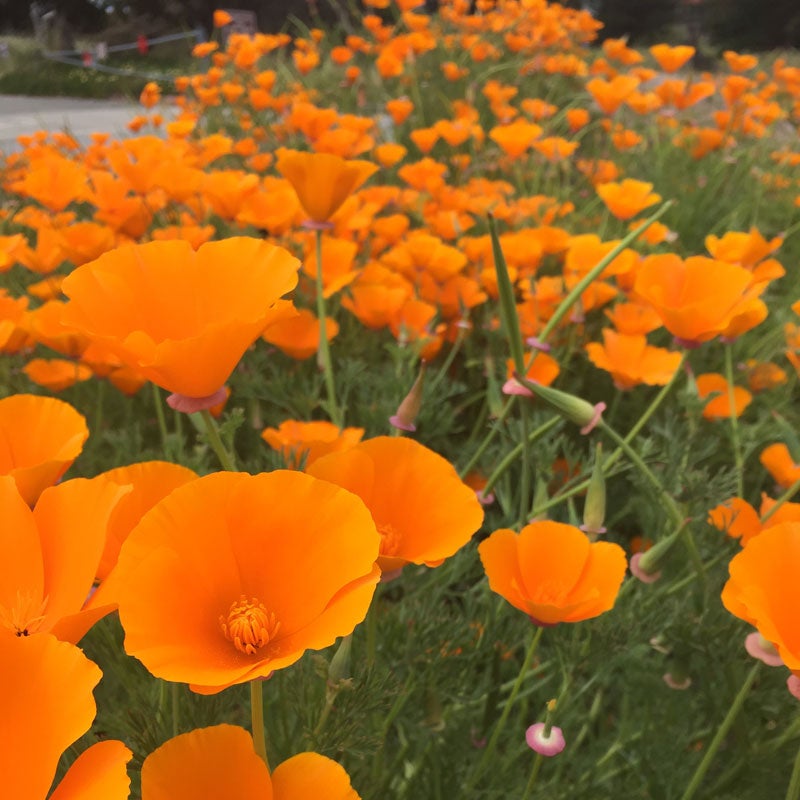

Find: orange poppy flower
[113,471,381,693]
[722,522,800,671]
[649,44,695,72]
[140,724,360,799]
[586,75,640,115]
[308,436,484,574]
[742,360,787,393]
[213,9,233,26]
[479,521,627,625]
[695,373,752,419]
[489,120,542,159]
[0,474,130,643]
[374,143,407,168]
[0,394,88,505]
[708,497,762,546]
[23,358,93,392]
[261,420,364,468]
[760,443,800,489]
[92,461,198,583]
[634,254,765,346]
[596,179,661,220]
[61,238,300,409]
[1,633,131,800]
[586,330,682,390]
[275,149,377,225]
[262,308,339,360]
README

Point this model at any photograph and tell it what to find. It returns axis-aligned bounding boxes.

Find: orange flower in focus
[760,443,800,489]
[479,521,627,625]
[61,238,299,409]
[695,373,752,420]
[308,436,484,574]
[92,461,198,582]
[722,522,800,671]
[141,724,360,800]
[586,330,682,390]
[0,474,130,644]
[276,149,377,224]
[596,179,661,220]
[0,394,88,505]
[261,420,364,468]
[634,254,765,346]
[0,633,131,800]
[113,471,380,693]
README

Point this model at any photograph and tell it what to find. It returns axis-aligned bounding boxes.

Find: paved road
[0,94,150,151]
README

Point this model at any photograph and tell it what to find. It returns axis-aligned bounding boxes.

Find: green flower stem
[465,625,545,793]
[315,228,342,427]
[171,682,179,738]
[481,416,562,499]
[521,753,544,800]
[428,325,467,395]
[366,597,379,671]
[251,679,270,769]
[760,478,800,524]
[199,409,237,471]
[787,735,800,800]
[724,344,745,497]
[461,201,673,479]
[599,420,706,588]
[679,662,761,800]
[152,383,170,451]
[518,405,532,527]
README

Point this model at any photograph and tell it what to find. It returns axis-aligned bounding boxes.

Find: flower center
[220,596,280,656]
[378,522,402,557]
[0,590,48,637]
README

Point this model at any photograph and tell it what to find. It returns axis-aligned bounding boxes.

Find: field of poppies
[1,1,800,797]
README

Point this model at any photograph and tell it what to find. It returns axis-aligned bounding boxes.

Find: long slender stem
[483,416,562,497]
[171,682,179,738]
[724,344,745,497]
[152,383,170,451]
[760,478,800,524]
[465,625,545,792]
[459,397,516,478]
[521,753,544,800]
[678,662,761,800]
[251,679,269,769]
[199,409,237,471]
[518,406,531,527]
[315,228,342,427]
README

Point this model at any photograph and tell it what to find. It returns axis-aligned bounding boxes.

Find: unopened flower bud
[390,362,426,433]
[512,372,605,433]
[581,444,606,538]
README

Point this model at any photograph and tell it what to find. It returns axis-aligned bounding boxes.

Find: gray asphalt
[0,94,156,151]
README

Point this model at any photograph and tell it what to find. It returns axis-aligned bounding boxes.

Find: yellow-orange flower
[0,474,129,644]
[760,443,800,489]
[596,179,661,220]
[722,523,800,671]
[113,471,381,693]
[586,330,682,390]
[695,373,752,420]
[308,436,484,573]
[141,724,360,799]
[479,521,627,625]
[61,238,300,405]
[276,149,378,224]
[0,633,131,800]
[261,420,364,468]
[0,394,88,505]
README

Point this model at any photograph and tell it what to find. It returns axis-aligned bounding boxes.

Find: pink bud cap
[526,723,565,757]
[745,632,784,667]
[166,386,228,413]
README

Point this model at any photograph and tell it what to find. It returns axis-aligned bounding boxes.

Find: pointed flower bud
[629,524,685,583]
[389,362,426,433]
[581,444,606,537]
[513,372,605,434]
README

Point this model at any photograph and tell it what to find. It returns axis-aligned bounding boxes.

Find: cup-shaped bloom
[141,724,360,800]
[113,471,381,693]
[261,420,364,469]
[276,149,378,224]
[596,179,661,221]
[0,475,130,644]
[0,633,131,800]
[61,238,300,401]
[307,436,484,573]
[721,522,800,672]
[0,394,88,505]
[479,521,627,625]
[634,255,765,346]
